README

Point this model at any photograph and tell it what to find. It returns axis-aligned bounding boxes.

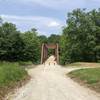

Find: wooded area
[60,9,100,64]
[0,8,100,65]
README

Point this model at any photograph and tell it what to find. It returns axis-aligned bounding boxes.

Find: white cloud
[47,21,60,27]
[1,14,54,21]
[1,14,62,27]
[32,0,68,8]
[2,0,99,11]
[4,0,86,10]
[1,0,99,36]
[22,0,85,8]
[1,14,63,35]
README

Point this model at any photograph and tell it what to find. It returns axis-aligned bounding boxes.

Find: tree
[21,29,41,63]
[48,34,61,44]
[60,9,100,64]
[0,22,24,61]
[0,23,41,63]
[0,17,3,26]
[38,35,48,44]
[90,9,100,61]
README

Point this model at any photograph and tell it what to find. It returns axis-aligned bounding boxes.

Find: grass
[0,61,29,99]
[68,68,100,93]
[18,61,33,66]
[66,62,100,67]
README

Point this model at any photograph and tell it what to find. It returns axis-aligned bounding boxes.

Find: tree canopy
[60,9,100,64]
[0,22,41,64]
[0,8,100,65]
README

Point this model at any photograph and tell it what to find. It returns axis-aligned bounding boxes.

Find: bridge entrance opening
[41,43,59,64]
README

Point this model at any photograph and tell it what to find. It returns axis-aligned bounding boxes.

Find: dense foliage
[38,34,61,56]
[68,68,100,93]
[0,9,100,65]
[60,9,100,64]
[0,62,27,87]
[47,34,61,44]
[0,61,28,99]
[0,20,40,64]
[20,29,40,64]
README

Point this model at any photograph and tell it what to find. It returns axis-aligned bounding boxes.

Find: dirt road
[6,56,100,100]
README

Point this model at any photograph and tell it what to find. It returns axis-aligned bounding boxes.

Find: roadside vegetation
[18,61,33,66]
[60,9,100,65]
[0,9,100,65]
[0,61,29,100]
[0,8,100,99]
[68,68,100,93]
[0,16,60,99]
[66,62,100,67]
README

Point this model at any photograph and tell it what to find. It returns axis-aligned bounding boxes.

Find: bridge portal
[41,43,59,64]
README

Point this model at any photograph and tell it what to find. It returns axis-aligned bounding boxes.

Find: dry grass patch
[68,68,100,93]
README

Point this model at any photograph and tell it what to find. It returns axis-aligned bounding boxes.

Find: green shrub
[69,68,100,84]
[18,61,33,66]
[0,62,28,87]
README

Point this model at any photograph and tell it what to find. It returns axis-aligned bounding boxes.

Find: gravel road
[6,56,100,100]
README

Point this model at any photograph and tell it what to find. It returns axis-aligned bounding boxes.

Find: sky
[0,0,100,36]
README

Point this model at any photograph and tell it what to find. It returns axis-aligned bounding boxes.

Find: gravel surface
[6,56,100,100]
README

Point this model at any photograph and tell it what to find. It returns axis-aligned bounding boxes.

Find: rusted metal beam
[56,43,59,64]
[41,43,44,64]
[41,43,59,64]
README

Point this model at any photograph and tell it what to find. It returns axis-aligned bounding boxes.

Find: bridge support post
[56,43,59,64]
[41,43,59,64]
